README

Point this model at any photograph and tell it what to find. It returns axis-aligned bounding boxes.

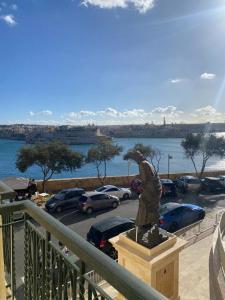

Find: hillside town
[1,122,225,144]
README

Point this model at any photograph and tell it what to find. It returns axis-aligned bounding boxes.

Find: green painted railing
[0,200,167,300]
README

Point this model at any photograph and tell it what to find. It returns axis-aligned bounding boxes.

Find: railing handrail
[218,212,225,277]
[0,201,166,300]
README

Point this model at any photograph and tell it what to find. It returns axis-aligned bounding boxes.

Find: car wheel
[55,206,63,213]
[110,247,118,260]
[169,222,178,233]
[198,211,205,220]
[86,207,93,215]
[123,193,130,200]
[112,201,118,209]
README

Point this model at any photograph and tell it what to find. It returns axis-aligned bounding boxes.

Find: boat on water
[25,125,111,145]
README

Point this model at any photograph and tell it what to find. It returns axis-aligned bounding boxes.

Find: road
[58,198,139,238]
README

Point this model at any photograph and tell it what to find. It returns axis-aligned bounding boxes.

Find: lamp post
[128,160,131,177]
[168,154,173,179]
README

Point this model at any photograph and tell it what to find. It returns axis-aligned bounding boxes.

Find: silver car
[95,185,131,200]
[78,192,120,214]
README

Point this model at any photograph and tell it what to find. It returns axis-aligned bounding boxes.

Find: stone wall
[36,170,225,193]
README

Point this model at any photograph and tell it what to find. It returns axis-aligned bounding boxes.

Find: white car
[95,185,131,200]
[176,176,202,192]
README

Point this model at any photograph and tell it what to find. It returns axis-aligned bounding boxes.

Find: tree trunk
[103,161,107,184]
[96,163,101,178]
[190,156,199,177]
[200,158,208,178]
[42,178,46,193]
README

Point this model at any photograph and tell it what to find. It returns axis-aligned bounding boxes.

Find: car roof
[60,188,84,193]
[160,202,181,213]
[161,179,174,184]
[99,185,117,189]
[160,202,202,214]
[180,176,198,179]
[205,177,220,181]
[83,191,106,197]
[90,216,134,232]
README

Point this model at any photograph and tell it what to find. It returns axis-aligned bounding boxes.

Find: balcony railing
[0,200,166,300]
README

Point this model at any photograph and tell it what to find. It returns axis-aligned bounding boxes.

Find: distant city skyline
[1,0,225,125]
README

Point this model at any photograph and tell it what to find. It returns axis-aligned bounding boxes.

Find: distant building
[25,126,111,145]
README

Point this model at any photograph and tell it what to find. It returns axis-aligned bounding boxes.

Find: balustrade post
[45,231,51,300]
[79,261,86,300]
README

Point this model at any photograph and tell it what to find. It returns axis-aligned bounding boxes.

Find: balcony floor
[179,234,212,300]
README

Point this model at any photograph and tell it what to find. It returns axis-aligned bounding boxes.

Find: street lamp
[167,154,173,179]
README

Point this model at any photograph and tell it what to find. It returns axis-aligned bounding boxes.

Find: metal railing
[0,200,166,300]
[175,211,221,248]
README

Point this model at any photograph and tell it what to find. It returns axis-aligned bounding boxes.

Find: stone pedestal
[110,229,186,300]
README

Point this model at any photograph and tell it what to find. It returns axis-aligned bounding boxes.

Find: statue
[128,151,167,248]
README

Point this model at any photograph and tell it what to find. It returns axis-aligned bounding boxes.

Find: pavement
[179,234,213,300]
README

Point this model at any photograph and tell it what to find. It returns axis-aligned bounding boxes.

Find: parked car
[161,179,177,198]
[45,188,85,213]
[78,192,120,214]
[218,175,225,187]
[175,176,202,193]
[201,177,225,193]
[159,202,205,232]
[95,185,131,200]
[87,216,134,258]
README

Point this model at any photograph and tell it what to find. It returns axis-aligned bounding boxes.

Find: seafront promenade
[35,170,225,193]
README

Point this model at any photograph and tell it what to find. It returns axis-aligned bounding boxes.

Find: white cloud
[190,105,225,123]
[79,110,96,116]
[0,14,16,26]
[152,106,181,114]
[26,105,225,125]
[81,0,155,13]
[170,78,183,84]
[200,73,216,80]
[195,105,218,116]
[29,110,53,117]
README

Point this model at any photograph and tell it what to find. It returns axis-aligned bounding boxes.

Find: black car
[87,216,134,259]
[161,179,177,198]
[45,188,85,213]
[201,177,225,194]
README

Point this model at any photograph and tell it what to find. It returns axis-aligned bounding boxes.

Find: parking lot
[48,190,225,238]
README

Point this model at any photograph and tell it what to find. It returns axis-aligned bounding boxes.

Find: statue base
[110,228,187,300]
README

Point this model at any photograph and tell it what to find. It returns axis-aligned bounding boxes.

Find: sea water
[0,137,225,180]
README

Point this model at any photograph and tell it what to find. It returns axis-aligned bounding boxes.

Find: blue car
[159,202,205,232]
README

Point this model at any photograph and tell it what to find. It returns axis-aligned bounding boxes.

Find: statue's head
[125,150,145,164]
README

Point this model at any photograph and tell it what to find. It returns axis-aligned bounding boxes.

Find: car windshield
[96,187,106,192]
[54,191,67,200]
[159,203,180,214]
[187,179,200,184]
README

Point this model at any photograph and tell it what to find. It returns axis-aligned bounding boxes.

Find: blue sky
[1,0,225,125]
